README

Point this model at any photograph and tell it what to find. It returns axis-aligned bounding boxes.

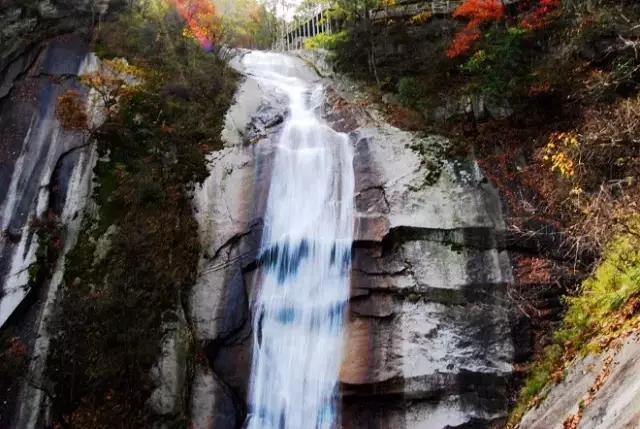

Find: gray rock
[0,0,116,85]
[295,49,336,78]
[520,335,640,429]
[581,336,640,428]
[148,306,191,419]
[9,36,101,425]
[190,144,263,342]
[190,365,239,429]
[0,33,100,329]
[193,51,517,429]
[319,63,515,428]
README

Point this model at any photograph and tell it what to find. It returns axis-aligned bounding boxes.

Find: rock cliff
[0,2,114,425]
[188,51,518,428]
[330,86,516,429]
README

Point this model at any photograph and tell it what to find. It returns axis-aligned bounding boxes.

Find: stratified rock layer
[189,51,516,428]
[335,103,514,429]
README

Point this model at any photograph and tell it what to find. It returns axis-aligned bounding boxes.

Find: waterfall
[243,52,355,429]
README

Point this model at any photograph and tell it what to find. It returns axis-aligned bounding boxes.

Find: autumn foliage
[520,0,561,30]
[447,0,560,58]
[174,0,221,50]
[56,90,88,130]
[447,0,505,58]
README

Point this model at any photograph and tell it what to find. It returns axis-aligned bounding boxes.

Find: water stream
[242,52,355,429]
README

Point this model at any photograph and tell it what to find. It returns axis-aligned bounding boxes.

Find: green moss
[509,230,640,426]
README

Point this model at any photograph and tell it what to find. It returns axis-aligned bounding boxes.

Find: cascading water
[242,52,355,429]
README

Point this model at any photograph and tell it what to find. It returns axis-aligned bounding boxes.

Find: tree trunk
[364,6,380,87]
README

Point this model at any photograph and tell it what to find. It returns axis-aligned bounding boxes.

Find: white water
[243,52,355,429]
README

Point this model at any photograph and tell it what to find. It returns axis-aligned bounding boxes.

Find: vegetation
[28,213,66,289]
[509,229,640,425]
[396,77,425,108]
[46,1,236,427]
[305,0,640,425]
[0,331,28,419]
[303,31,348,50]
[316,0,383,81]
[446,0,506,59]
[214,0,279,49]
[5,0,640,426]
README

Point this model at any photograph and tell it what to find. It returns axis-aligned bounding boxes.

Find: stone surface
[191,49,517,428]
[190,364,240,429]
[581,335,640,429]
[0,0,113,84]
[1,31,102,428]
[148,306,191,421]
[188,54,283,425]
[190,49,519,428]
[0,32,99,328]
[520,334,640,429]
[317,58,516,428]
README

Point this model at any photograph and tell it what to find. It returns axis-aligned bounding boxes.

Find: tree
[81,59,142,120]
[174,0,222,50]
[212,0,279,48]
[520,0,560,30]
[295,0,323,17]
[447,0,505,58]
[56,59,142,135]
[447,0,561,59]
[327,0,381,84]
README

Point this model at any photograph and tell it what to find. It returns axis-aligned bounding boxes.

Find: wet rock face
[190,54,518,428]
[0,28,102,427]
[0,33,97,329]
[189,69,278,425]
[0,0,116,332]
[330,99,516,427]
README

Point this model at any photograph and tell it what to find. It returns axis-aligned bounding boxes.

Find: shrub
[396,77,424,108]
[56,90,88,130]
[0,332,28,398]
[461,26,528,98]
[541,131,580,178]
[304,31,348,50]
[509,227,640,426]
[520,0,561,31]
[447,0,505,58]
